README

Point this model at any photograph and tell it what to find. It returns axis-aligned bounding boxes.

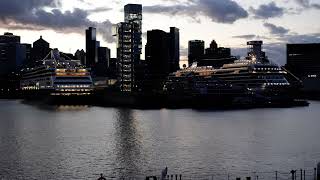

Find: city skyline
[0,0,320,65]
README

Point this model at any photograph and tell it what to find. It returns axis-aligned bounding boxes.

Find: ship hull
[21,89,94,105]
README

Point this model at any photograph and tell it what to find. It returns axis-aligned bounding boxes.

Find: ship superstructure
[20,49,93,97]
[167,41,295,105]
[179,41,290,92]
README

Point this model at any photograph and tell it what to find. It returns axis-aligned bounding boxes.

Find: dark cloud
[264,23,289,35]
[87,7,112,13]
[143,0,248,23]
[0,0,60,17]
[232,34,257,39]
[249,2,284,19]
[0,0,115,43]
[279,33,320,43]
[295,0,320,9]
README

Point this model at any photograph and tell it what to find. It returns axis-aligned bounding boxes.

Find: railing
[95,168,318,180]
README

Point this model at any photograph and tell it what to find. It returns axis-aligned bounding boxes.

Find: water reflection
[20,100,90,112]
[113,109,144,178]
[0,100,65,179]
[55,105,89,111]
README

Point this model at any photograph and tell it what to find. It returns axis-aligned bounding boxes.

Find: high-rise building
[144,28,180,91]
[286,43,320,93]
[115,22,137,92]
[115,4,142,92]
[98,47,110,66]
[94,47,111,77]
[169,27,180,72]
[124,4,142,62]
[22,43,32,63]
[32,36,50,62]
[188,40,205,66]
[0,32,20,43]
[86,27,98,68]
[124,4,142,30]
[0,32,26,76]
[145,30,170,91]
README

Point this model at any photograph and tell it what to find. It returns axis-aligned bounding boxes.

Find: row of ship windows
[58,89,92,92]
[254,67,281,71]
[56,85,91,88]
[264,83,290,86]
[308,75,318,78]
[258,75,285,79]
[51,93,91,96]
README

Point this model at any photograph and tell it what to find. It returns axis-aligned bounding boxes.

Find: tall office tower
[32,36,50,62]
[124,4,142,62]
[115,4,142,92]
[98,47,110,66]
[115,22,138,92]
[22,43,32,63]
[188,40,205,66]
[0,32,26,76]
[169,27,180,72]
[286,43,320,93]
[86,27,98,68]
[145,30,170,91]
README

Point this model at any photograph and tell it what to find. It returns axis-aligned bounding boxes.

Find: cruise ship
[164,70,246,107]
[169,41,304,106]
[20,49,93,102]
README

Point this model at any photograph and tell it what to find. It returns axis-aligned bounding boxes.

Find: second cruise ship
[166,41,303,106]
[20,49,93,102]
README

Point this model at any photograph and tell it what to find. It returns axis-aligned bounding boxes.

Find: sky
[0,0,320,65]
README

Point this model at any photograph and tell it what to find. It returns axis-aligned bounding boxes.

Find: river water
[0,100,319,179]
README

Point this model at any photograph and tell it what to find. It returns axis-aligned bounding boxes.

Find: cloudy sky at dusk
[0,0,320,65]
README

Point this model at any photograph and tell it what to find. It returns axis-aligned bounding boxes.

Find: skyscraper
[169,27,180,72]
[0,32,26,75]
[145,30,170,91]
[86,27,98,68]
[286,43,320,93]
[188,40,205,66]
[144,27,180,92]
[124,4,142,63]
[115,4,142,92]
[22,43,32,63]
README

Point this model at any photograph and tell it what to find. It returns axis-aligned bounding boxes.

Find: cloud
[232,34,257,39]
[249,2,284,19]
[231,43,286,65]
[0,0,115,43]
[264,23,289,35]
[279,33,320,43]
[143,0,248,23]
[295,0,320,9]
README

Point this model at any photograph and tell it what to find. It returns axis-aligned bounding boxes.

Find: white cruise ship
[20,49,93,97]
[180,41,290,92]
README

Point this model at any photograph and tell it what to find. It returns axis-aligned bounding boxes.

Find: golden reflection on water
[55,105,89,111]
